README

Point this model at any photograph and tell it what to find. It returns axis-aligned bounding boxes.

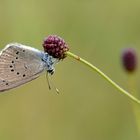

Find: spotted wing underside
[0,43,46,92]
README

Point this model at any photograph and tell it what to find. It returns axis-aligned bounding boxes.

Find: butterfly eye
[47,69,54,75]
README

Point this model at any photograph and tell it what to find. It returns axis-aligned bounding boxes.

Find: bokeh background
[0,0,140,140]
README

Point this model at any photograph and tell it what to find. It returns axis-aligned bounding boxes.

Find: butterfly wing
[0,43,46,92]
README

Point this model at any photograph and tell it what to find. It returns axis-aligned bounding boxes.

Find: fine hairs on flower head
[43,35,69,60]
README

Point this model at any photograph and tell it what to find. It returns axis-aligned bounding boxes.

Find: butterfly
[0,43,58,92]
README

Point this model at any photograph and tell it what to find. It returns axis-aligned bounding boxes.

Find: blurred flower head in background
[121,47,137,73]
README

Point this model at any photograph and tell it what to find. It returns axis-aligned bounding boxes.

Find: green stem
[66,51,140,105]
[127,75,140,135]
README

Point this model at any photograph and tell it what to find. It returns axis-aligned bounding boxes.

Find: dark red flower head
[43,35,69,60]
[122,48,137,72]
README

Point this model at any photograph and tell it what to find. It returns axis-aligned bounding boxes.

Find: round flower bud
[43,35,69,60]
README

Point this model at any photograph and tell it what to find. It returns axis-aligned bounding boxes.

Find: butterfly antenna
[45,73,60,94]
[46,73,51,90]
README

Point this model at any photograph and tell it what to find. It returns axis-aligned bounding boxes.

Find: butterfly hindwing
[0,43,46,92]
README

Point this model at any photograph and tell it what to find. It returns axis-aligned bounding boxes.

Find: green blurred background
[0,0,140,140]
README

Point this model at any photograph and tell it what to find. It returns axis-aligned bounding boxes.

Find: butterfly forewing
[0,43,46,92]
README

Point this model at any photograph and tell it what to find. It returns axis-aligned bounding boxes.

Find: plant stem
[66,51,140,105]
[127,75,140,135]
